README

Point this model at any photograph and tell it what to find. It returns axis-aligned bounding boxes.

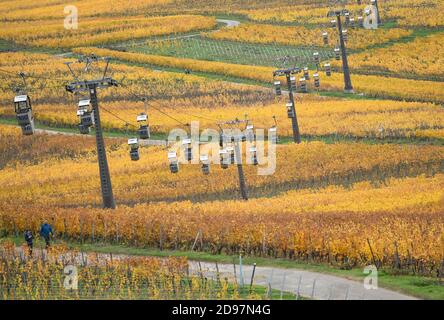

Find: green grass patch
[126,36,334,69]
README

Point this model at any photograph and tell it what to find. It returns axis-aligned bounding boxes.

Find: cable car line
[0,68,71,82]
[100,106,138,129]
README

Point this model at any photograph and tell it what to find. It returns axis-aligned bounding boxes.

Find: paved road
[189,261,417,300]
[216,19,241,28]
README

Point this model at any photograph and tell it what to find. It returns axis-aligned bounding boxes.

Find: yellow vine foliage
[0,15,216,48]
[1,51,443,140]
[0,244,246,300]
[0,0,173,21]
[0,51,270,105]
[73,47,444,104]
[0,132,443,207]
[383,0,444,27]
[0,175,442,272]
[236,3,364,24]
[238,0,444,27]
[73,46,274,85]
[0,125,100,169]
[3,98,442,140]
[207,23,412,50]
[333,32,444,80]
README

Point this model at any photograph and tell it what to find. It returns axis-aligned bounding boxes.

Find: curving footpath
[189,261,418,300]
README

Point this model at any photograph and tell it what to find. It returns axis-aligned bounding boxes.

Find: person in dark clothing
[40,223,54,249]
[24,230,33,255]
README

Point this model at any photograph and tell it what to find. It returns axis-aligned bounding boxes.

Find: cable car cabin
[182,138,192,162]
[78,124,90,135]
[219,131,226,148]
[345,12,350,25]
[137,113,150,140]
[168,151,179,174]
[349,17,355,27]
[269,126,279,144]
[324,63,332,77]
[313,52,320,64]
[245,124,255,143]
[249,147,258,166]
[200,155,210,175]
[330,19,336,28]
[299,77,307,93]
[130,149,140,161]
[128,138,140,161]
[274,81,282,96]
[227,146,235,165]
[80,111,95,127]
[290,76,297,91]
[313,73,320,88]
[342,30,348,42]
[358,16,364,27]
[78,99,91,114]
[76,110,89,134]
[14,95,31,113]
[21,122,35,136]
[286,102,295,118]
[14,95,33,126]
[322,32,328,45]
[334,47,341,61]
[303,67,310,80]
[219,149,229,169]
[364,8,371,16]
[240,132,247,143]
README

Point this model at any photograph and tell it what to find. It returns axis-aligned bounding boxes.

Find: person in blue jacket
[40,222,54,249]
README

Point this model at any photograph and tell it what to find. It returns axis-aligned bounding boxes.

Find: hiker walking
[40,222,54,249]
[24,229,34,255]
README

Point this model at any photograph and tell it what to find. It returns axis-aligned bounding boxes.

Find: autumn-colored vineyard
[0,128,442,276]
[0,242,260,300]
[0,15,216,48]
[238,0,444,27]
[72,47,444,104]
[1,177,442,277]
[1,127,443,206]
[1,0,444,300]
[334,32,444,80]
[206,23,412,50]
[3,51,442,140]
[6,98,441,140]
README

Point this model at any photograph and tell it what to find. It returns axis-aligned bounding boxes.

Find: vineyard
[0,0,443,302]
[0,242,272,300]
[333,31,444,81]
[0,127,443,278]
